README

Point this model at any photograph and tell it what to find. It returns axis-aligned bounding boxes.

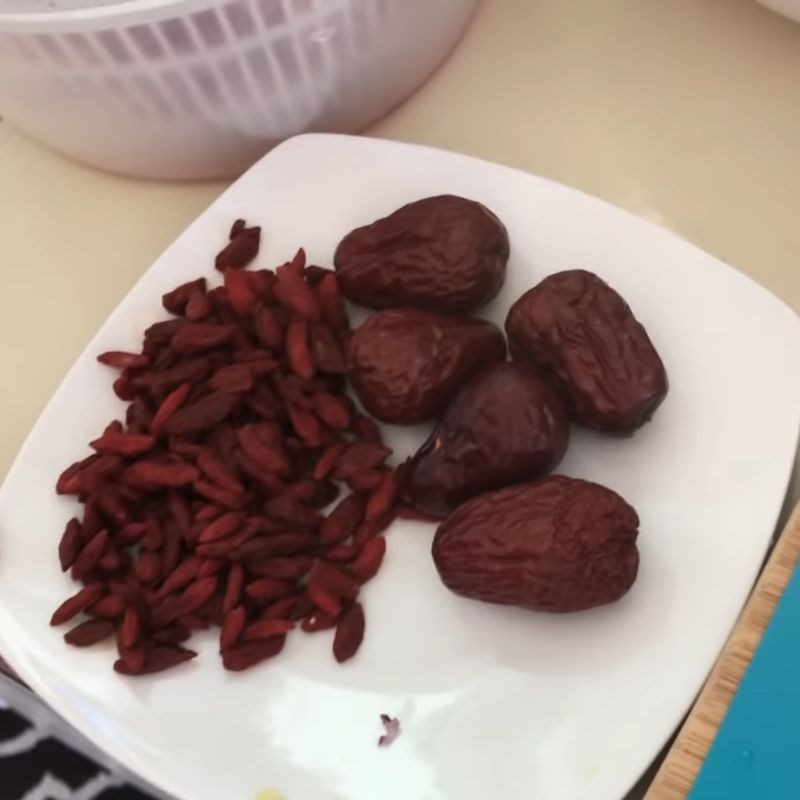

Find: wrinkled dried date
[505,270,668,434]
[334,195,509,313]
[432,476,640,612]
[348,309,506,424]
[52,221,398,676]
[405,362,570,516]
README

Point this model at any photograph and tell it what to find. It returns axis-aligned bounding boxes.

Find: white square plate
[1,134,798,800]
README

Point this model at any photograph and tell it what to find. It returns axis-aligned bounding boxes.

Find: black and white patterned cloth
[0,674,167,800]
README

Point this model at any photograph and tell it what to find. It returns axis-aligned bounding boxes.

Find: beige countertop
[1,0,799,797]
[3,0,800,480]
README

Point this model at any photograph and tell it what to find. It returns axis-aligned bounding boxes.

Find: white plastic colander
[0,0,478,179]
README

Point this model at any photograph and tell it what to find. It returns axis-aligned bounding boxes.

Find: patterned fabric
[0,676,165,800]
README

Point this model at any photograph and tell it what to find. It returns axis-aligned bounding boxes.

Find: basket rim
[0,0,238,32]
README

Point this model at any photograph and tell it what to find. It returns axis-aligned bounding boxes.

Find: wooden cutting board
[644,493,800,799]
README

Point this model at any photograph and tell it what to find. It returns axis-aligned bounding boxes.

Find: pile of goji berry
[51,220,399,675]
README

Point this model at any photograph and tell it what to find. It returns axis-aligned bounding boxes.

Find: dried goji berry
[185,287,212,321]
[121,607,141,649]
[254,305,284,351]
[71,531,110,580]
[127,460,199,487]
[351,537,387,584]
[312,391,351,429]
[58,518,84,571]
[87,594,126,620]
[162,278,207,316]
[247,557,313,580]
[222,637,285,671]
[286,319,315,380]
[150,383,191,435]
[365,471,399,522]
[97,351,149,369]
[90,432,156,456]
[50,584,104,627]
[333,602,365,663]
[224,267,259,315]
[308,561,360,600]
[242,619,294,641]
[64,619,115,647]
[220,605,247,650]
[301,612,337,633]
[222,562,245,613]
[177,576,218,615]
[287,404,323,447]
[309,322,346,374]
[163,392,239,436]
[306,583,343,619]
[193,480,246,509]
[209,363,255,393]
[245,578,294,602]
[262,595,298,620]
[115,646,196,676]
[316,274,348,333]
[333,443,392,481]
[320,493,365,545]
[275,264,321,321]
[215,225,260,271]
[197,511,245,544]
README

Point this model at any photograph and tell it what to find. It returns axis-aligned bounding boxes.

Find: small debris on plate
[378,714,401,747]
[255,789,286,800]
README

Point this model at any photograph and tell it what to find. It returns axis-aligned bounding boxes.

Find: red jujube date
[505,269,668,434]
[432,476,640,613]
[348,309,506,424]
[334,195,509,314]
[405,362,569,516]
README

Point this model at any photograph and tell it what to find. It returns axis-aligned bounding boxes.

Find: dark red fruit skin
[505,270,668,435]
[348,309,506,424]
[432,476,639,613]
[405,362,569,517]
[334,195,509,314]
